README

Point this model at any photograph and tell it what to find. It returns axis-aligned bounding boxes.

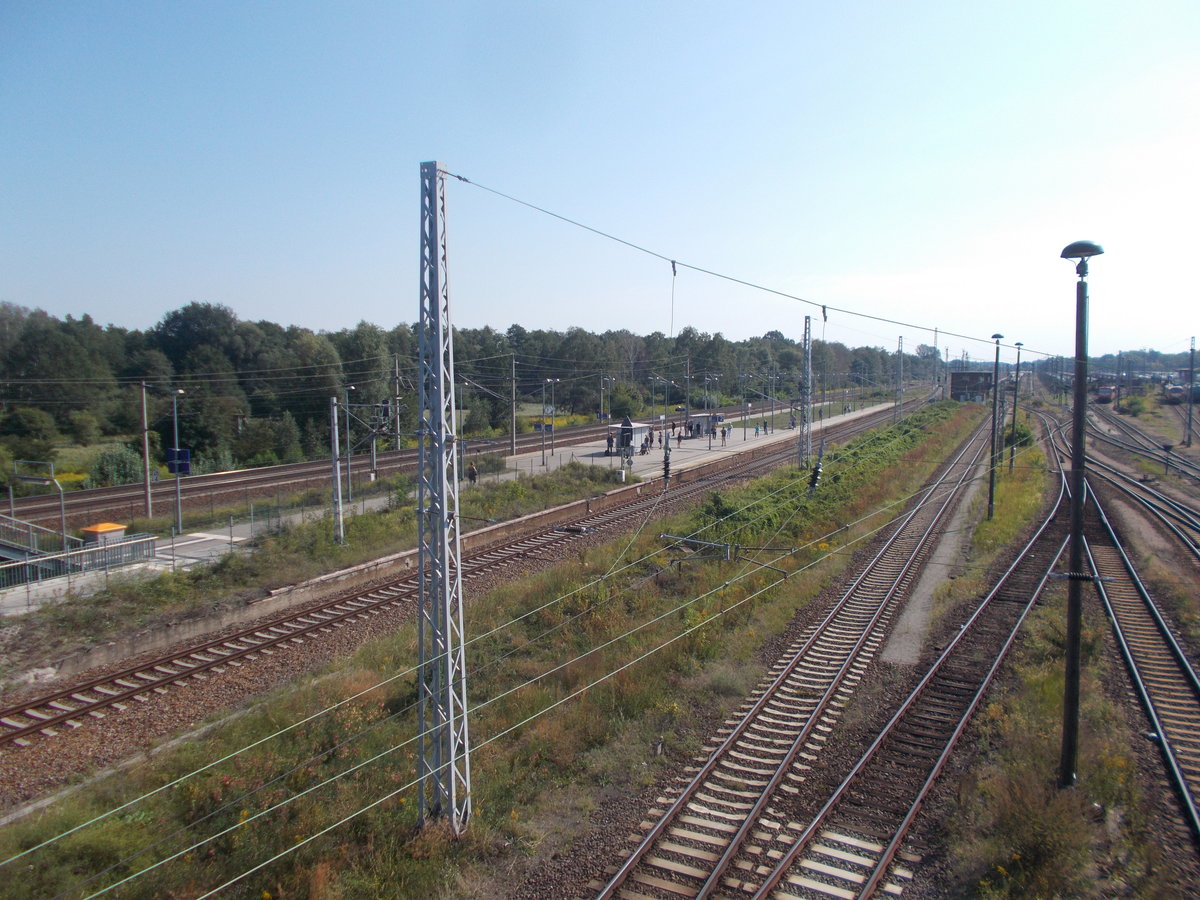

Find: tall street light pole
[1186,337,1195,448]
[343,385,355,503]
[1059,239,1104,789]
[547,378,560,455]
[1009,341,1023,471]
[172,389,185,535]
[540,380,547,466]
[987,334,1004,520]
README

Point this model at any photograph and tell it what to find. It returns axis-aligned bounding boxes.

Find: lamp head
[1060,241,1104,260]
[991,333,1004,341]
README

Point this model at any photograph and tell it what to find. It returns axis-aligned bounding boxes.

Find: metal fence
[0,513,84,556]
[0,535,157,590]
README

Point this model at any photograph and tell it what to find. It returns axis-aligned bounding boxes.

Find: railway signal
[808,438,826,495]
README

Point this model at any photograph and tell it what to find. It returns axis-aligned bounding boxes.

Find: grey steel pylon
[416,160,471,833]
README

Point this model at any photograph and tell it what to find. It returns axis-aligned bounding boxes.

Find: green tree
[152,302,242,368]
[0,407,58,462]
[67,410,101,446]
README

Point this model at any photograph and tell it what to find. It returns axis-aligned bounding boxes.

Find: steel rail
[1085,412,1200,482]
[1043,415,1200,557]
[8,399,894,528]
[595,418,988,900]
[0,416,850,749]
[1084,489,1200,844]
[748,462,1068,899]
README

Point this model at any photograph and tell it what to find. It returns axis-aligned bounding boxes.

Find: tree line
[0,300,956,486]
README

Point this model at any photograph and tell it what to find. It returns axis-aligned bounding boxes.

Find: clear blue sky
[2,1,1197,366]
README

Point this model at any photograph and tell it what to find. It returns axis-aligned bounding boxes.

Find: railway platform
[495,402,891,483]
[0,403,896,617]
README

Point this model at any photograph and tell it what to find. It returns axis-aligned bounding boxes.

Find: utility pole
[171,389,185,535]
[800,315,812,466]
[343,385,355,503]
[1009,342,1023,471]
[330,397,344,544]
[685,356,691,430]
[540,381,547,466]
[933,327,940,396]
[987,334,1003,520]
[894,336,903,423]
[416,160,471,833]
[1115,351,1122,412]
[140,382,152,519]
[510,355,517,455]
[394,355,403,451]
[1186,337,1195,447]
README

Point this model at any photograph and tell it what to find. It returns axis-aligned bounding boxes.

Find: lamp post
[600,374,614,422]
[546,378,560,456]
[1009,341,1023,471]
[1186,337,1195,447]
[987,334,1003,520]
[653,376,673,428]
[343,385,355,503]
[704,375,718,449]
[540,380,547,466]
[1059,239,1104,789]
[172,389,185,535]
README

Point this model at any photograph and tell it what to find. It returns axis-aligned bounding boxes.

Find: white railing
[0,513,84,555]
[0,534,157,589]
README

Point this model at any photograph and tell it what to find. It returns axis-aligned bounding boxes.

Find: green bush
[86,445,144,487]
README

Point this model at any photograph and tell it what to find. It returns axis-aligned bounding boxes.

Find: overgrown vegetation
[0,403,989,899]
[0,301,968,494]
[927,436,1170,897]
[942,597,1163,898]
[4,463,627,677]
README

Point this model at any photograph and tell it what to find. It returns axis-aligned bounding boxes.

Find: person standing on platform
[467,462,478,485]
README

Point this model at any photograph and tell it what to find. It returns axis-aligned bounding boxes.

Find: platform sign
[167,448,191,475]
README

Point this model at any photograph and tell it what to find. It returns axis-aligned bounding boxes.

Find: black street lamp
[172,389,185,535]
[1059,239,1104,789]
[1009,341,1023,471]
[987,333,1003,520]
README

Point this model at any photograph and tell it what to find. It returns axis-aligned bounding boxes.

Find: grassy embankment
[1,402,986,899]
[928,416,1175,898]
[2,461,624,683]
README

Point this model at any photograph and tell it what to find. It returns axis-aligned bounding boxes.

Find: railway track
[737,474,1068,899]
[1040,410,1200,847]
[3,406,907,752]
[10,398,899,529]
[592,420,991,899]
[1085,486,1200,843]
[1168,401,1200,449]
[1088,407,1200,484]
[1035,408,1200,557]
[6,422,615,529]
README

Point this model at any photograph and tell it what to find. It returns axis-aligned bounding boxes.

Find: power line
[444,169,1057,359]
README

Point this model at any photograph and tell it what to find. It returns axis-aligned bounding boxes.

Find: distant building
[950,371,993,402]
